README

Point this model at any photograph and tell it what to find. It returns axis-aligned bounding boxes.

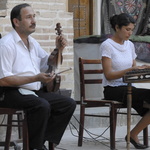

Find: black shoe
[125,136,148,149]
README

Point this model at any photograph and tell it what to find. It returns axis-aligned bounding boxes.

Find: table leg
[127,83,132,150]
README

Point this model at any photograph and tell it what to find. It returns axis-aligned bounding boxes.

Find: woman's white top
[100,38,137,87]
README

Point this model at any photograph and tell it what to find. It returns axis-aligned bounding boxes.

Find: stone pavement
[1,125,149,150]
[54,125,150,150]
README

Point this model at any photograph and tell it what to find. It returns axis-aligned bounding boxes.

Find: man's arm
[0,73,55,87]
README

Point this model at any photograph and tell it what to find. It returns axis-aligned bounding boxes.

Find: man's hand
[36,72,55,84]
[55,35,67,52]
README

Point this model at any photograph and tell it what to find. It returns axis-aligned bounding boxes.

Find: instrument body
[123,68,150,83]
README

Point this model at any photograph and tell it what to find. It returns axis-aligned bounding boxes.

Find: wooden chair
[0,108,29,150]
[78,57,149,150]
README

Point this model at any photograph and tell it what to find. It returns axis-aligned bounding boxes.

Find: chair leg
[143,127,148,147]
[4,114,13,150]
[17,113,23,139]
[49,142,54,150]
[78,105,85,146]
[110,105,117,150]
[23,114,29,150]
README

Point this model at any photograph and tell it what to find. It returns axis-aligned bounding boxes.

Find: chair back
[79,57,104,100]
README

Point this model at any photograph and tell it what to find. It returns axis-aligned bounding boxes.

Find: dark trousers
[104,86,150,116]
[0,88,76,149]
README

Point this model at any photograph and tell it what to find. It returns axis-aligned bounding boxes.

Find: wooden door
[68,0,93,38]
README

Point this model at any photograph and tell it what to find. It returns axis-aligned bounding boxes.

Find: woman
[100,13,150,149]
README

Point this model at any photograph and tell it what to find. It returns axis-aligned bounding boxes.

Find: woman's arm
[102,56,137,80]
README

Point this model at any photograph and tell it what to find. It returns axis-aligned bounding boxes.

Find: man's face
[16,6,36,35]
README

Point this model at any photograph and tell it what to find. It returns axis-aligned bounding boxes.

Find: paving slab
[0,125,149,150]
[56,125,150,150]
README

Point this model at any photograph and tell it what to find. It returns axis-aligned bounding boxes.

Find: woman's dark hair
[10,3,31,29]
[110,13,135,31]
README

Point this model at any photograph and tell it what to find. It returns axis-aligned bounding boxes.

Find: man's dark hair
[10,3,31,29]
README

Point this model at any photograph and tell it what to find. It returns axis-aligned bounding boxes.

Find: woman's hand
[131,65,150,70]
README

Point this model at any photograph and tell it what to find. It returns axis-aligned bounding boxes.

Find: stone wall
[0,0,74,96]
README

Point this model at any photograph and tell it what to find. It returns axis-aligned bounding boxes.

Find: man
[0,3,76,150]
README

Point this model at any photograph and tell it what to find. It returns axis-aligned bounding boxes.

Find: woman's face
[116,23,135,41]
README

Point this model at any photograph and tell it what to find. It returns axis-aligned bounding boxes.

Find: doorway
[68,0,93,38]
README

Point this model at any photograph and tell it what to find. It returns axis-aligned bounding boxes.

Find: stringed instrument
[44,23,64,92]
[47,23,63,70]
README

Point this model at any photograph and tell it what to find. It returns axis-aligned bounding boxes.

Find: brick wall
[0,0,75,97]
